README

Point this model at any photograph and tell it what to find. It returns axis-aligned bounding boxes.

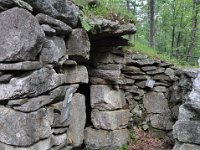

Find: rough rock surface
[67,93,86,146]
[0,67,65,100]
[0,7,45,62]
[0,61,43,70]
[0,107,52,146]
[63,65,88,84]
[36,13,72,35]
[91,110,129,130]
[67,28,90,62]
[88,17,136,40]
[84,127,129,150]
[143,92,170,113]
[90,85,125,110]
[173,121,200,144]
[23,0,80,27]
[0,134,67,150]
[40,36,67,64]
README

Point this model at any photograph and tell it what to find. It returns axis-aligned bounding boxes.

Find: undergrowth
[73,0,135,31]
[125,40,198,68]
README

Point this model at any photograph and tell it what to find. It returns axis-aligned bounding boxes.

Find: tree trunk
[149,0,155,48]
[186,0,199,62]
[171,0,176,52]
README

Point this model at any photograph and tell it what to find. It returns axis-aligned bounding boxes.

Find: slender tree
[149,0,155,48]
[187,0,199,61]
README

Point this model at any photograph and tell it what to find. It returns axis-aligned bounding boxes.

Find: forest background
[75,0,200,66]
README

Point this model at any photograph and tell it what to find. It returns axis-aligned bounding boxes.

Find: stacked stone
[84,48,129,150]
[0,1,90,149]
[122,52,196,142]
[173,60,200,150]
[84,17,136,149]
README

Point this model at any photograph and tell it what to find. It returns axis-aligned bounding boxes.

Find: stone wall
[0,1,197,150]
[173,62,200,150]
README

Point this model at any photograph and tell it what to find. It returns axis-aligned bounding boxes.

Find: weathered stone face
[0,7,45,62]
[23,0,80,27]
[173,121,200,145]
[84,127,129,150]
[150,113,174,130]
[90,85,125,110]
[36,13,72,35]
[0,107,52,146]
[40,36,67,64]
[0,61,43,71]
[91,110,129,130]
[63,65,89,84]
[67,28,91,62]
[67,93,86,146]
[143,92,170,113]
[0,134,67,150]
[0,67,65,100]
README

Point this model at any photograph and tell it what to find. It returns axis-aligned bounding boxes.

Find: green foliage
[128,40,198,68]
[80,15,93,31]
[115,144,128,150]
[74,0,135,24]
[135,0,200,65]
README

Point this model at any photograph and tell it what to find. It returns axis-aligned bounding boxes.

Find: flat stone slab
[0,107,52,146]
[0,67,65,100]
[90,85,125,110]
[84,127,128,150]
[87,17,136,41]
[91,109,129,130]
[0,134,67,150]
[173,120,200,145]
[0,61,43,70]
[0,7,44,62]
[13,95,53,112]
[143,92,170,113]
[63,65,88,84]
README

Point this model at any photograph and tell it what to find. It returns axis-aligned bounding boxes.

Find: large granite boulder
[0,67,65,100]
[0,107,52,146]
[0,7,45,62]
[23,0,80,27]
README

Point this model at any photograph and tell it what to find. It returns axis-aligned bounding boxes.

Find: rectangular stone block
[84,127,128,150]
[63,65,88,84]
[91,109,129,130]
[90,85,126,110]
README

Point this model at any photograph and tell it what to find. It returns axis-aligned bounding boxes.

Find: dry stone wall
[0,0,197,150]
